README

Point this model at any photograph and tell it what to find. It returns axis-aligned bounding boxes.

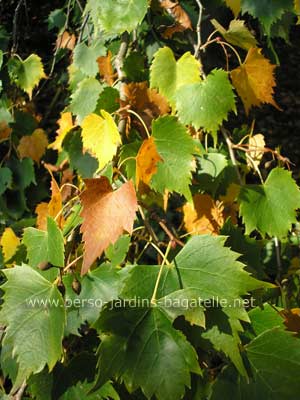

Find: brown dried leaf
[0,122,12,141]
[56,31,76,50]
[247,133,265,169]
[17,128,48,164]
[80,178,138,274]
[97,51,115,86]
[281,308,300,333]
[160,0,192,38]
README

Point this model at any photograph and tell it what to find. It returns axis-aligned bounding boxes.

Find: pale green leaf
[239,167,300,238]
[175,69,236,140]
[211,18,257,50]
[74,41,105,77]
[70,77,102,123]
[150,47,201,108]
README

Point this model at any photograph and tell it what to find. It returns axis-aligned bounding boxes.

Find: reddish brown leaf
[281,308,300,334]
[80,178,138,275]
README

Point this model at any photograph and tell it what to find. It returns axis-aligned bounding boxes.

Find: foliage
[0,0,300,399]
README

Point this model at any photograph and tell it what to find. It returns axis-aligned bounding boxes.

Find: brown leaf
[97,51,115,86]
[124,82,170,132]
[136,137,162,188]
[0,122,12,141]
[80,178,138,274]
[56,31,76,50]
[183,194,224,235]
[160,0,192,38]
[281,308,300,333]
[17,128,48,164]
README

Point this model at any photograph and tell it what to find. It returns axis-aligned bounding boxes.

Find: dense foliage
[0,0,300,398]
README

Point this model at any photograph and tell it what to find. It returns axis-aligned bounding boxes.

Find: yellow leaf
[247,133,265,169]
[224,0,241,17]
[49,112,74,151]
[183,194,224,236]
[136,137,162,188]
[219,183,240,224]
[81,111,121,170]
[35,202,49,230]
[0,227,20,262]
[18,128,48,163]
[231,48,281,114]
[295,0,300,24]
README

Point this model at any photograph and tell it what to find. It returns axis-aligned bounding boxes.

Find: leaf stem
[127,109,150,138]
[151,241,172,305]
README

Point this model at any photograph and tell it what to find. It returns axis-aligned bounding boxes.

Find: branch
[12,380,27,400]
[115,32,130,135]
[12,0,24,53]
[194,0,204,59]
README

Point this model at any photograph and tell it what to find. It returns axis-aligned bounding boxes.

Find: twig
[12,0,24,53]
[151,241,172,304]
[274,236,282,282]
[221,127,242,185]
[194,0,204,59]
[115,32,130,135]
[12,380,27,400]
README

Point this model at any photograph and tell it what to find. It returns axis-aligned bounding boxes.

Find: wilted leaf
[97,51,115,86]
[80,178,138,274]
[56,31,76,50]
[247,133,265,169]
[231,48,280,114]
[136,137,162,188]
[211,19,257,50]
[183,194,224,235]
[160,0,192,38]
[81,111,121,171]
[17,128,48,164]
[49,112,75,151]
[0,227,20,262]
[0,121,12,141]
[8,54,46,99]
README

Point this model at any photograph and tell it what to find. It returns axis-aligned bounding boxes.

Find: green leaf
[0,167,12,196]
[63,131,98,178]
[74,42,105,77]
[238,167,300,238]
[7,157,36,189]
[95,87,120,114]
[246,327,300,399]
[150,116,196,200]
[0,264,65,388]
[175,69,236,141]
[150,47,201,108]
[248,303,284,336]
[48,9,66,31]
[28,368,53,400]
[23,216,65,268]
[94,304,201,400]
[69,77,102,122]
[241,0,294,34]
[8,54,45,98]
[86,0,148,35]
[59,381,119,400]
[211,19,258,50]
[105,235,131,267]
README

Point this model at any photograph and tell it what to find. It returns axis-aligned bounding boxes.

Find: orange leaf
[80,178,138,274]
[136,137,162,188]
[231,47,281,114]
[56,31,76,50]
[183,194,224,235]
[17,128,48,164]
[281,308,300,334]
[160,0,192,38]
[35,202,49,230]
[97,51,115,86]
[49,112,75,151]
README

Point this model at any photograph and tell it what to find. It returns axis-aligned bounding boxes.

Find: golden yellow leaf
[49,112,74,151]
[0,227,20,262]
[224,0,241,17]
[17,128,48,163]
[81,111,121,170]
[231,48,280,114]
[183,194,224,235]
[35,202,49,231]
[247,133,265,169]
[136,137,162,188]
